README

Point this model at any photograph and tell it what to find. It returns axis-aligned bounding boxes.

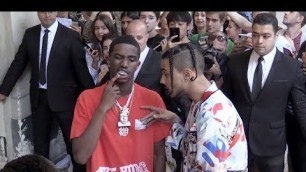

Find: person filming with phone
[160,11,193,54]
[84,14,117,85]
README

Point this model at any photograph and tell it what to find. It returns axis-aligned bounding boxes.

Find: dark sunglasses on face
[208,35,227,43]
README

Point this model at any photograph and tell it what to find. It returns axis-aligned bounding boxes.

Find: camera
[203,45,220,71]
[198,35,208,49]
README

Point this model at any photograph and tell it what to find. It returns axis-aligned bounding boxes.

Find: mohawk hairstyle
[162,43,205,94]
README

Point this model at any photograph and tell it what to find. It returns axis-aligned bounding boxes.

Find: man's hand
[99,74,120,111]
[233,37,252,54]
[161,36,182,54]
[209,57,222,76]
[140,106,180,127]
[0,94,7,103]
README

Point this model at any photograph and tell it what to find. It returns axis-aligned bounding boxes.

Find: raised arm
[72,75,120,164]
[226,12,252,33]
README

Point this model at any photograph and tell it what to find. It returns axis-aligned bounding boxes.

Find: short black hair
[167,11,192,25]
[252,13,278,34]
[120,11,139,20]
[109,35,140,56]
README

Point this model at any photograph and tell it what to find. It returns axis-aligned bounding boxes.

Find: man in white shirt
[126,19,163,94]
[222,12,306,172]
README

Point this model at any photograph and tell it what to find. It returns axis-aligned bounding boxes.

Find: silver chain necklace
[115,85,134,136]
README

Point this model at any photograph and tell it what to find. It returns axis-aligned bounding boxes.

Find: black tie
[251,56,264,101]
[39,29,49,85]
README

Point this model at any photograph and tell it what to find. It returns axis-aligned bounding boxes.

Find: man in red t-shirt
[70,35,171,172]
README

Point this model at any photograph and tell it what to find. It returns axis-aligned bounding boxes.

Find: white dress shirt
[39,20,58,89]
[134,46,149,80]
[247,47,276,92]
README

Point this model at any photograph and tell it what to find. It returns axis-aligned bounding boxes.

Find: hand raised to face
[99,74,120,111]
[161,36,182,54]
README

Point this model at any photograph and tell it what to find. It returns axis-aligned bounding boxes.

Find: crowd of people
[0,11,306,172]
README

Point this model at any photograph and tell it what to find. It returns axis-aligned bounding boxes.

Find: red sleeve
[70,92,91,139]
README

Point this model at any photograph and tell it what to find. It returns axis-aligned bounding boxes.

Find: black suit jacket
[0,22,95,112]
[222,49,306,156]
[135,48,162,94]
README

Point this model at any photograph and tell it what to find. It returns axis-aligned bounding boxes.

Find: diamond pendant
[118,107,131,127]
[119,127,129,136]
[121,107,129,116]
[116,98,132,137]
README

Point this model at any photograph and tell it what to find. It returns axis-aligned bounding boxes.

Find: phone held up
[238,33,252,42]
[82,39,93,52]
[169,27,180,42]
[82,41,101,56]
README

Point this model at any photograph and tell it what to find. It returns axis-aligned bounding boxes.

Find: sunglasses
[208,35,227,43]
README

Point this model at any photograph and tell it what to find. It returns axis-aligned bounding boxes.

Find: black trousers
[248,151,284,172]
[286,112,306,172]
[32,89,85,172]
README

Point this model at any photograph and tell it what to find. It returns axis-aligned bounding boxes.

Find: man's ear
[137,61,141,67]
[298,14,304,24]
[183,68,195,81]
[275,30,279,38]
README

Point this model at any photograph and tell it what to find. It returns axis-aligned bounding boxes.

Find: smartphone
[71,21,79,28]
[238,33,252,42]
[169,28,180,42]
[198,35,208,46]
[82,41,94,53]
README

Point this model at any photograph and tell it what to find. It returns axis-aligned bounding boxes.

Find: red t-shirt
[71,83,171,172]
